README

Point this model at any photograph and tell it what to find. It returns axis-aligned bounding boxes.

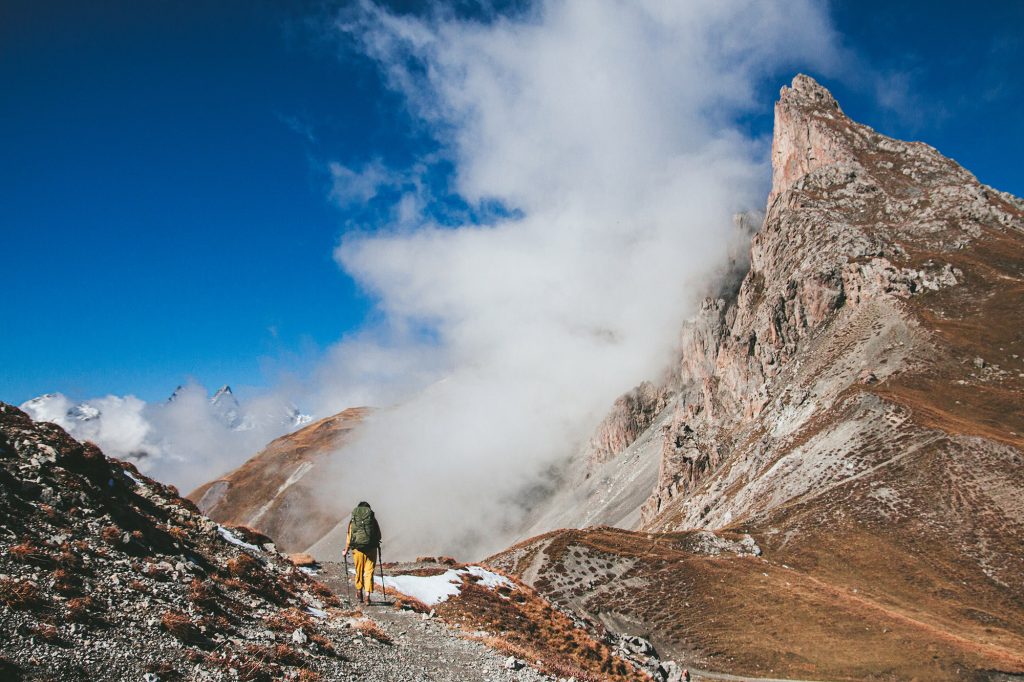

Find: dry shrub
[0,578,45,612]
[51,568,82,596]
[28,623,65,646]
[205,651,276,682]
[246,643,304,667]
[308,632,337,657]
[227,552,262,578]
[56,546,83,571]
[38,503,59,520]
[66,596,101,623]
[166,526,190,545]
[100,525,121,546]
[160,610,204,645]
[308,580,341,607]
[437,578,638,681]
[295,670,320,682]
[265,608,312,633]
[437,556,461,567]
[235,660,274,682]
[128,579,148,593]
[228,525,273,547]
[352,619,392,645]
[144,661,183,681]
[188,578,217,609]
[8,540,55,568]
[197,613,232,638]
[223,554,290,605]
[391,590,431,614]
[288,553,317,567]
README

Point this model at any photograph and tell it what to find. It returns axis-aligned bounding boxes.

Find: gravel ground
[318,560,557,682]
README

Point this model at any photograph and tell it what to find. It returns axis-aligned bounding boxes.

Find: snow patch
[375,566,514,606]
[217,525,262,553]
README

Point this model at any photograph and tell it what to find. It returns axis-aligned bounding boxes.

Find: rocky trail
[316,560,556,682]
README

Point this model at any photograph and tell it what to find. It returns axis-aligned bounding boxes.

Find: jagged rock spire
[768,74,854,206]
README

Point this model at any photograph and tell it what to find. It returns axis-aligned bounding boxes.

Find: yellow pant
[352,548,376,594]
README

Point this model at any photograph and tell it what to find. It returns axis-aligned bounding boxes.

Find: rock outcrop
[0,403,353,680]
[511,75,1024,680]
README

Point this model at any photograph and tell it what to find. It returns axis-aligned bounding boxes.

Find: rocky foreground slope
[507,75,1024,680]
[0,403,654,681]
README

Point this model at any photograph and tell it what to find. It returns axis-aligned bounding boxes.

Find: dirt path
[317,561,555,682]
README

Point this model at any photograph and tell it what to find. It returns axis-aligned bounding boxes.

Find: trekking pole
[378,545,387,602]
[342,551,354,607]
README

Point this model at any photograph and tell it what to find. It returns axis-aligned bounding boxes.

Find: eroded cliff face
[505,75,1024,681]
[543,73,1024,590]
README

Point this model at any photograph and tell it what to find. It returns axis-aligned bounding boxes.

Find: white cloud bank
[312,0,841,559]
[20,385,307,493]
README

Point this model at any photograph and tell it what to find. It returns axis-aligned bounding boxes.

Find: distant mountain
[189,407,371,554]
[24,385,311,437]
[170,384,312,432]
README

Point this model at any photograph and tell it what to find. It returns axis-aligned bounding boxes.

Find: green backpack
[349,504,381,552]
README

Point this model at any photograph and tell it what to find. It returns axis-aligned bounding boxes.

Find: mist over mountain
[20,384,310,492]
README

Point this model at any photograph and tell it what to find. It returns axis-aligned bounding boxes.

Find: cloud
[309,0,842,560]
[20,384,307,494]
[328,159,397,207]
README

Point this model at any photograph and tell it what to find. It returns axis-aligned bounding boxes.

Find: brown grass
[308,631,337,657]
[66,596,101,623]
[229,525,274,547]
[160,610,205,646]
[246,643,304,667]
[0,578,46,612]
[265,608,312,633]
[56,545,83,571]
[28,623,65,646]
[144,662,183,681]
[50,568,83,596]
[187,578,217,609]
[351,619,392,644]
[8,540,55,568]
[433,574,639,680]
[100,524,121,545]
[388,589,431,614]
[222,552,293,604]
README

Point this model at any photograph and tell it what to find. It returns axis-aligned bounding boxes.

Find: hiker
[343,501,382,604]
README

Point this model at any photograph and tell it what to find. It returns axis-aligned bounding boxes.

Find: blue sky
[2,0,1021,406]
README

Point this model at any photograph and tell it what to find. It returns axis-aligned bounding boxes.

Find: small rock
[291,628,308,645]
[974,356,986,369]
[657,660,683,682]
[504,656,525,671]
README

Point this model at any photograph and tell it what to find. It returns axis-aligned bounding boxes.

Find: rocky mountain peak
[769,73,855,205]
[783,73,842,110]
[212,385,234,399]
